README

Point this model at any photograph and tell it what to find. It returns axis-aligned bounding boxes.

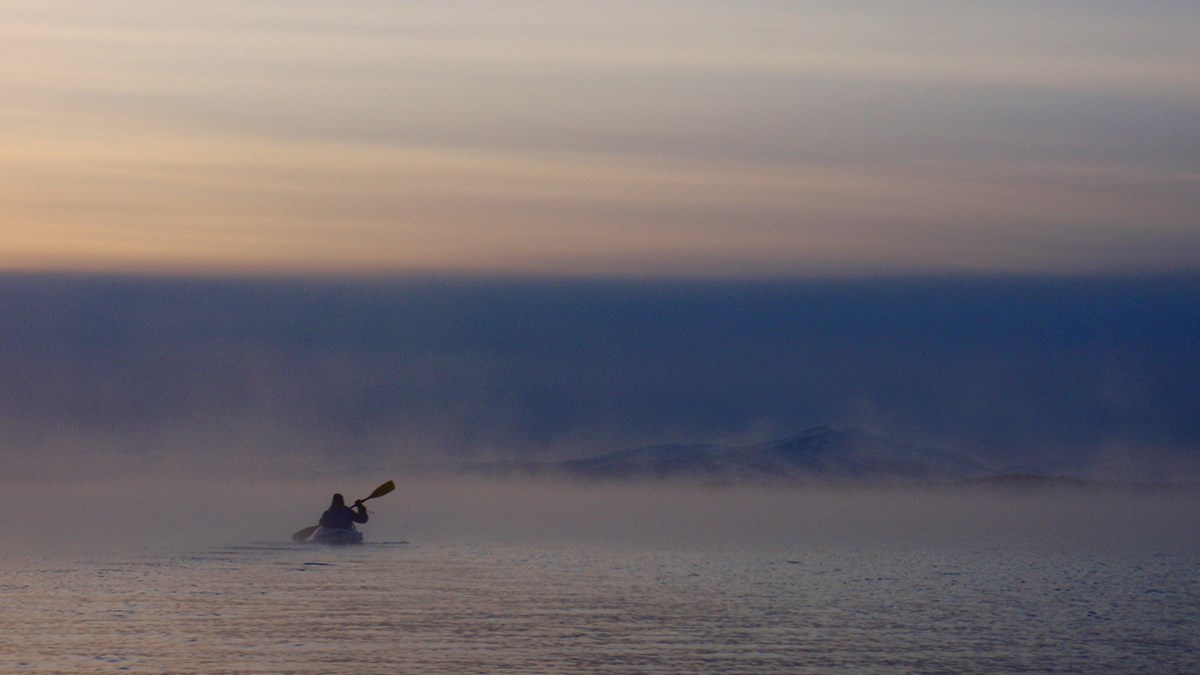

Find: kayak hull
[311,527,364,545]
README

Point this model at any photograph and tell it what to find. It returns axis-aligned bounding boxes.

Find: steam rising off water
[6,475,1199,553]
[3,476,1198,671]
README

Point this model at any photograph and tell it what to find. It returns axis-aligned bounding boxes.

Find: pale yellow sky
[3,1,1198,277]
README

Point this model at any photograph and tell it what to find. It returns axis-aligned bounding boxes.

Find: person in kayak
[319,493,369,530]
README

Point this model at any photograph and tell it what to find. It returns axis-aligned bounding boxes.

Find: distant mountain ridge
[435,427,994,484]
[409,427,1189,488]
[553,427,991,483]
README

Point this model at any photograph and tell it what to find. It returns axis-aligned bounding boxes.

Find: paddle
[292,480,395,542]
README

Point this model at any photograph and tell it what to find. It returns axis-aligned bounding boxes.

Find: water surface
[3,538,1197,673]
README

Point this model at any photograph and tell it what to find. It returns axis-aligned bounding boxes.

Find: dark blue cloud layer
[1,274,1196,471]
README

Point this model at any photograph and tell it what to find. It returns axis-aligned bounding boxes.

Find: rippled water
[3,538,1198,673]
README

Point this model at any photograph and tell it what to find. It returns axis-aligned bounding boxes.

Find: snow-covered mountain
[552,427,991,484]
[421,427,1182,487]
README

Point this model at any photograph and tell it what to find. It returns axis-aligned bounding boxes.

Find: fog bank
[5,474,1197,558]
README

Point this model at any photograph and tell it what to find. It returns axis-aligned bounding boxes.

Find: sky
[3,0,1199,277]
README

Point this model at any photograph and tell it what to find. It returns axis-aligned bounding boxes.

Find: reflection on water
[2,540,1198,673]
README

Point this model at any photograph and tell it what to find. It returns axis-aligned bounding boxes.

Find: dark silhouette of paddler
[319,493,369,530]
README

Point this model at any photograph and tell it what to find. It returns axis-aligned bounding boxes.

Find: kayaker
[319,493,369,530]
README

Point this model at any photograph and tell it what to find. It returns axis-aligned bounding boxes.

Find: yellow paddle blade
[365,480,395,501]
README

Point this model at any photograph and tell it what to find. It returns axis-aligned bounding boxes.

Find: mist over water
[6,468,1198,557]
[419,481,1200,565]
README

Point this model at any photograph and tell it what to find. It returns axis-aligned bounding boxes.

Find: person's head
[331,494,345,508]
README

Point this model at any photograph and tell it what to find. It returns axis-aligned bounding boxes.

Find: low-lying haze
[4,475,1198,557]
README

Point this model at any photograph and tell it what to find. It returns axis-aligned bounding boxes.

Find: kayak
[311,527,364,545]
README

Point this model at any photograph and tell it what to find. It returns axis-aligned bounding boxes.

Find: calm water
[2,538,1198,673]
